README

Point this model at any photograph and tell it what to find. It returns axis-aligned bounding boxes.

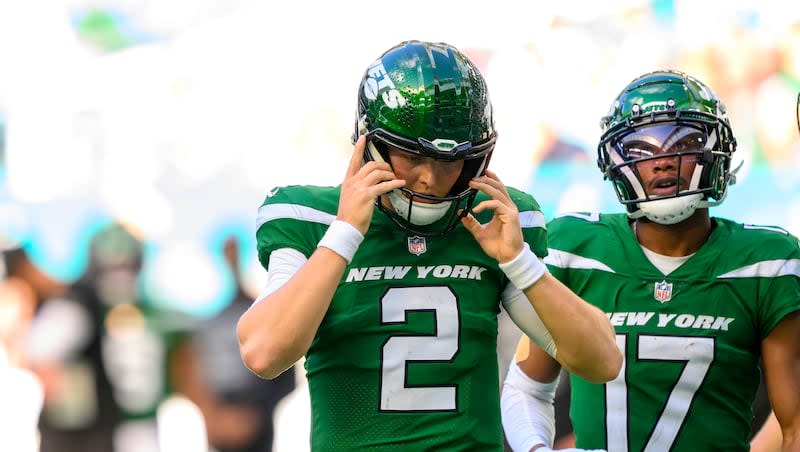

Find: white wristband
[498,243,547,291]
[317,220,364,264]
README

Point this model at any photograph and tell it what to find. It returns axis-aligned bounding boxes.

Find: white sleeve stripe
[520,210,546,229]
[479,210,545,230]
[719,259,800,278]
[543,249,616,273]
[257,204,545,232]
[557,211,600,222]
[256,203,335,230]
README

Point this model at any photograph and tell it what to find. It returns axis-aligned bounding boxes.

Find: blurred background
[0,0,799,451]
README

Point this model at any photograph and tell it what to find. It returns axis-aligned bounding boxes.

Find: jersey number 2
[606,334,714,451]
[379,286,459,412]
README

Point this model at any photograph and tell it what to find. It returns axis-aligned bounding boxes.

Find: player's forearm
[750,411,782,452]
[782,429,800,452]
[237,247,345,379]
[524,273,621,383]
[774,400,800,452]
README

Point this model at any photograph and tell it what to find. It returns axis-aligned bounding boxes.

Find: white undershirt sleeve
[253,247,308,305]
[501,282,557,359]
[501,360,559,452]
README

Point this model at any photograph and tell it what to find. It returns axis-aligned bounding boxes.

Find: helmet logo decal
[430,138,459,152]
[264,187,280,199]
[639,101,671,112]
[363,60,407,109]
[407,236,427,256]
[653,280,673,303]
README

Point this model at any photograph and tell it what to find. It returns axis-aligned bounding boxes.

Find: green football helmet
[597,70,737,224]
[354,40,497,236]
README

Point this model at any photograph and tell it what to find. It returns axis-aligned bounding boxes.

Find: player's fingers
[360,168,398,186]
[357,160,393,180]
[346,135,367,178]
[460,211,483,236]
[470,179,512,207]
[484,169,504,184]
[483,170,512,197]
[373,179,406,196]
[470,199,506,215]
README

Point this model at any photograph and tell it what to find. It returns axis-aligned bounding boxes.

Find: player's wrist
[317,220,364,264]
[498,243,547,291]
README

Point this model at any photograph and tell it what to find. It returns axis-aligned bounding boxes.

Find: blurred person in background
[2,246,67,310]
[502,70,800,452]
[238,39,621,451]
[173,235,295,452]
[0,244,46,451]
[26,221,195,452]
[0,249,39,368]
[752,21,800,189]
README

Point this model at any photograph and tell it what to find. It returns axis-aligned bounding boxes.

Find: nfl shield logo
[653,280,673,303]
[407,236,427,256]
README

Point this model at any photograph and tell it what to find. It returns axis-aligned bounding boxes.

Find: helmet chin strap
[386,190,452,225]
[630,194,703,225]
[366,140,452,227]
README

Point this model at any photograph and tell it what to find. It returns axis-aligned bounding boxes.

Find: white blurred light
[6,104,95,201]
[114,419,160,452]
[156,395,208,452]
[555,183,601,216]
[0,202,30,249]
[0,362,44,452]
[102,183,174,240]
[147,240,222,311]
[241,252,267,299]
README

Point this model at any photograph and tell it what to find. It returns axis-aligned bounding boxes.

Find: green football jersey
[256,185,547,451]
[544,212,800,452]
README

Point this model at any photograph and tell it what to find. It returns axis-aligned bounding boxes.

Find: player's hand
[461,169,525,263]
[337,136,405,234]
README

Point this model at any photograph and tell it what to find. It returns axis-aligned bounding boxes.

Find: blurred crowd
[1,1,799,451]
[0,226,295,451]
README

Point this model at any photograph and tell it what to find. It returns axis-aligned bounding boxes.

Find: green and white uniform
[545,213,800,452]
[256,184,547,451]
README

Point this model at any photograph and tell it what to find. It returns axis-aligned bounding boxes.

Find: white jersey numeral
[606,334,714,452]
[379,286,459,412]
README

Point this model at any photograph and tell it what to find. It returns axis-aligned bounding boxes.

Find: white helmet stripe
[704,128,718,151]
[608,144,647,199]
[688,163,704,191]
[367,140,385,163]
[685,127,716,191]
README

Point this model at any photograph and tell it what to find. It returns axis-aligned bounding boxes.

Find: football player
[237,40,621,450]
[501,70,800,452]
